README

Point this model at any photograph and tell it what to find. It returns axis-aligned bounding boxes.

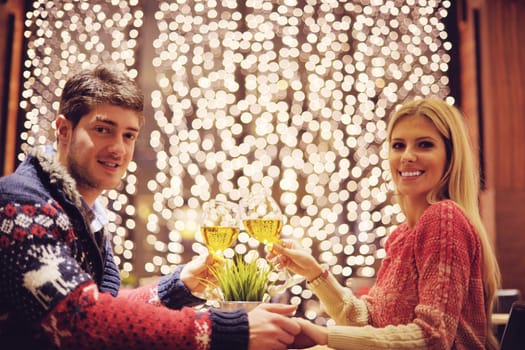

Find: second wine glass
[240,190,283,249]
[240,190,306,296]
[240,190,304,295]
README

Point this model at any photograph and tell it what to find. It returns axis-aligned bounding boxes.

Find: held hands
[289,318,329,349]
[247,304,329,350]
[268,240,324,282]
[247,303,300,350]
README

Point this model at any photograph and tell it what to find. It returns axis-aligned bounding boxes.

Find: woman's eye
[419,141,434,148]
[391,142,404,149]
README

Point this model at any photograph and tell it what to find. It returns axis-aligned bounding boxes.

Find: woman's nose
[401,148,416,163]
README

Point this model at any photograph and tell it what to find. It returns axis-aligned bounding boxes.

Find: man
[0,65,299,349]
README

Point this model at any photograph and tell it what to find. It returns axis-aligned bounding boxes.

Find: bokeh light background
[18,0,453,324]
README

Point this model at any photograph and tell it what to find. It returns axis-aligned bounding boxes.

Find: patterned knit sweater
[0,151,249,349]
[309,200,487,349]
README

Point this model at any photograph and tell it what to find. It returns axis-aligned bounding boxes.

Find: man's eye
[95,127,109,134]
[125,133,137,140]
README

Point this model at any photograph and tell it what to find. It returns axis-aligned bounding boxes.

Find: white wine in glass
[201,199,240,259]
[201,226,239,257]
[242,218,282,247]
[240,190,284,249]
[241,190,305,295]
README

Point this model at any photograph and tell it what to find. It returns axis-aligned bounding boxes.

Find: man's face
[56,104,141,205]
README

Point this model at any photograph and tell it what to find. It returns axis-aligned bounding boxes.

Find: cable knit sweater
[0,151,249,349]
[309,200,487,349]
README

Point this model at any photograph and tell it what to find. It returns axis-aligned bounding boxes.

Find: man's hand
[248,303,300,350]
[179,253,216,293]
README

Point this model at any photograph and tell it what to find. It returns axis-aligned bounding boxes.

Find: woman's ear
[55,115,71,144]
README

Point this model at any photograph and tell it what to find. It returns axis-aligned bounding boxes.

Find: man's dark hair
[59,65,144,128]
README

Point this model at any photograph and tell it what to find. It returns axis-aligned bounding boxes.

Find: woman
[272,98,501,349]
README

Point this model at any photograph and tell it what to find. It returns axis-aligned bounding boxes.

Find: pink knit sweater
[310,200,487,349]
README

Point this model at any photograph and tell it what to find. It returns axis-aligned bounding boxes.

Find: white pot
[219,301,263,312]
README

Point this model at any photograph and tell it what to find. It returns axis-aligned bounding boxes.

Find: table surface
[492,313,510,325]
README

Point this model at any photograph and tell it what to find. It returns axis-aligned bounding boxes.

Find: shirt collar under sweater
[82,198,109,234]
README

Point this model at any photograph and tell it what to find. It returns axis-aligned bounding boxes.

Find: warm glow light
[20,0,452,324]
[21,0,143,275]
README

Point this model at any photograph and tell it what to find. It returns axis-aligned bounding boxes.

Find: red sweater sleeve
[117,282,160,304]
[41,281,212,350]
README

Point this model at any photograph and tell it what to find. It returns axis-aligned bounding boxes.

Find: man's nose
[107,136,125,156]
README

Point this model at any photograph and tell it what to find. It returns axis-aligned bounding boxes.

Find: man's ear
[55,115,72,144]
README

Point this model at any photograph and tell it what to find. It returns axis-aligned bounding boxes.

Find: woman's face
[389,115,447,206]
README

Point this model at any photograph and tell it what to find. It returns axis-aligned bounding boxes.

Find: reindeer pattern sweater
[309,200,487,350]
[0,151,248,349]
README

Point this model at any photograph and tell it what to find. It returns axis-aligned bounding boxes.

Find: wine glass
[200,199,240,261]
[240,189,304,295]
[240,191,283,249]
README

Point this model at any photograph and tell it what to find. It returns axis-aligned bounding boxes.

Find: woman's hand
[289,318,328,349]
[268,240,324,282]
[179,253,217,293]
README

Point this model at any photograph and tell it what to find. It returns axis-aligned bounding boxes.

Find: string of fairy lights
[19,0,143,279]
[18,0,452,323]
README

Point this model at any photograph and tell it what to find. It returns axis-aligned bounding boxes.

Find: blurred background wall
[1,0,524,322]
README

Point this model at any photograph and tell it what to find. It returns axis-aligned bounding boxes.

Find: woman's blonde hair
[387,97,501,349]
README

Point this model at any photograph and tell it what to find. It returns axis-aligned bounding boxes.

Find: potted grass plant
[209,253,274,311]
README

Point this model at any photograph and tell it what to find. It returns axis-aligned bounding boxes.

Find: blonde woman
[272,98,501,349]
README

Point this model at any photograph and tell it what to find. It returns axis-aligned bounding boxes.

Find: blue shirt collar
[82,197,109,233]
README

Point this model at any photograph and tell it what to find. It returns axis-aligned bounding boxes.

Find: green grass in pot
[210,254,273,302]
